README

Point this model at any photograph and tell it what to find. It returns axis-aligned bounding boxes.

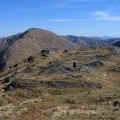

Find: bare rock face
[0,28,76,69]
[4,79,102,92]
[79,61,104,72]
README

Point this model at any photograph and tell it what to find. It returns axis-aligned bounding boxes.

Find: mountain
[0,28,76,69]
[63,35,111,47]
[0,40,5,52]
[108,38,120,45]
[113,40,120,47]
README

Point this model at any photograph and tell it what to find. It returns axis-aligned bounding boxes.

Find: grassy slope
[0,46,120,120]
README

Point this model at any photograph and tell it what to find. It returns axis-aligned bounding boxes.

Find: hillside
[109,38,120,45]
[0,46,120,120]
[0,28,76,69]
[0,40,5,52]
[113,41,120,48]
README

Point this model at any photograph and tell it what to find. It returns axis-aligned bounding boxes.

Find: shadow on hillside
[0,51,6,70]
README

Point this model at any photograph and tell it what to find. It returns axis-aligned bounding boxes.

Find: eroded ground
[0,46,120,120]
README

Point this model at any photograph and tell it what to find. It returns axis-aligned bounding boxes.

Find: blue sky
[0,0,120,37]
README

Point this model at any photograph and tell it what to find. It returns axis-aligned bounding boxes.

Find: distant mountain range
[62,35,107,47]
[62,35,120,47]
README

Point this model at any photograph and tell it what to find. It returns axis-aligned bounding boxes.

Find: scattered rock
[2,75,16,84]
[13,64,18,68]
[109,66,120,73]
[39,49,59,57]
[113,101,120,107]
[28,56,34,62]
[39,60,75,74]
[79,61,104,72]
[49,60,64,66]
[63,49,71,53]
[112,101,120,111]
[40,60,104,74]
[4,80,102,91]
[102,73,107,77]
[108,47,117,55]
[23,56,34,62]
[95,54,110,60]
[40,50,50,57]
[84,82,102,89]
[73,62,77,69]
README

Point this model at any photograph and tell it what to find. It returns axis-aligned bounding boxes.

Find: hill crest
[0,28,76,69]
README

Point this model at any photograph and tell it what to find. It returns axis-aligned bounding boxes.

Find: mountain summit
[0,28,76,69]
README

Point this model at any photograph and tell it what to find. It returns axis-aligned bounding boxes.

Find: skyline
[0,0,120,37]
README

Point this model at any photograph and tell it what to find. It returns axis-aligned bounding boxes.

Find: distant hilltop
[0,28,76,69]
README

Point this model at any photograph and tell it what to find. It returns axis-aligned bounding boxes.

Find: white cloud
[47,19,86,22]
[94,11,120,21]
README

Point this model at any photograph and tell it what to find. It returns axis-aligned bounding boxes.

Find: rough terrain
[0,46,120,120]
